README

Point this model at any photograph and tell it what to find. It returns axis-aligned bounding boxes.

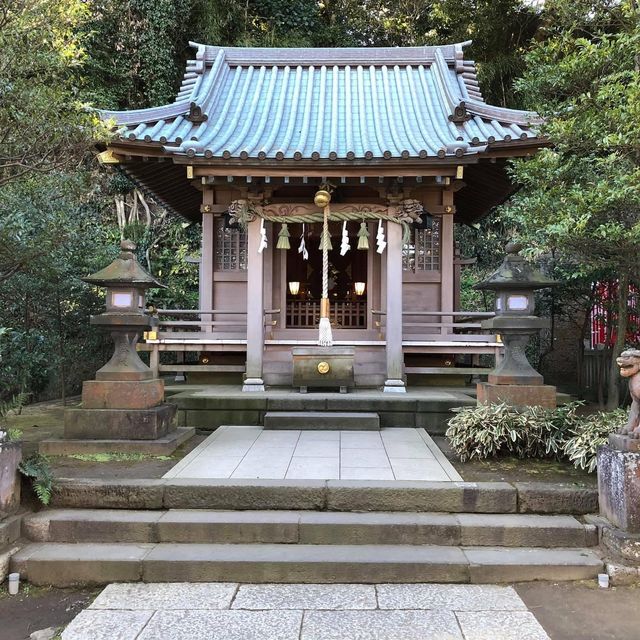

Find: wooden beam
[191,165,460,178]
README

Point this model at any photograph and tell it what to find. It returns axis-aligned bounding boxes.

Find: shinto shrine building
[99,42,543,392]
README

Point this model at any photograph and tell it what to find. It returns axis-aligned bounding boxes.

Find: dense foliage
[446,402,626,472]
[500,0,640,407]
[1,0,637,412]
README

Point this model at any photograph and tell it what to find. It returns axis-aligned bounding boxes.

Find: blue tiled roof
[101,42,540,161]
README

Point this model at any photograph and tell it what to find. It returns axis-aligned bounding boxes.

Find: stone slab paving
[164,426,462,481]
[62,582,551,640]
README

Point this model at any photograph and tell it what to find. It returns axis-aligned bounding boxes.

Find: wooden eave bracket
[97,149,123,165]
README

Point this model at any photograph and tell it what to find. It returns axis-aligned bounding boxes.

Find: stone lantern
[474,242,558,408]
[40,240,193,455]
[83,239,164,382]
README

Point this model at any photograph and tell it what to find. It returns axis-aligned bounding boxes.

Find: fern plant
[19,454,53,506]
[0,392,28,422]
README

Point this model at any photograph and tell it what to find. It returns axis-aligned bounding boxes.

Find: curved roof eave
[100,42,542,163]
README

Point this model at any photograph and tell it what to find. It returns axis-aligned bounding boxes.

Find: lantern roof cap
[83,240,166,289]
[474,243,557,291]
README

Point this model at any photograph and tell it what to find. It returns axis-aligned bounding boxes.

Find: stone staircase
[263,411,380,430]
[11,479,603,586]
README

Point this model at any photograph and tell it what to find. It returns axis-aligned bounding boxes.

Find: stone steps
[172,389,476,432]
[23,509,596,548]
[11,542,602,586]
[263,411,380,430]
[15,482,602,587]
[48,478,599,514]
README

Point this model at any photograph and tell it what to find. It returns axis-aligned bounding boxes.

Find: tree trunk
[607,274,629,410]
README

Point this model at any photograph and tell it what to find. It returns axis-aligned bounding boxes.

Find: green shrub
[446,401,625,472]
[445,402,579,462]
[563,409,626,473]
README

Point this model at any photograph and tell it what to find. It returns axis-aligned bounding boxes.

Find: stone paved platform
[163,426,462,481]
[61,582,551,639]
[167,385,478,433]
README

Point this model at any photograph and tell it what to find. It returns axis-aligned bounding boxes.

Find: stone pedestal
[477,382,556,409]
[0,442,21,515]
[597,444,640,534]
[81,379,165,410]
[40,379,193,456]
[64,403,176,440]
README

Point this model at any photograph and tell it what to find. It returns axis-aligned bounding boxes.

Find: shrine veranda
[99,42,544,392]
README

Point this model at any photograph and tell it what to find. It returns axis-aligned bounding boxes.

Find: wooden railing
[286,300,367,329]
[142,308,279,378]
[372,310,496,338]
[153,308,280,336]
[155,309,247,335]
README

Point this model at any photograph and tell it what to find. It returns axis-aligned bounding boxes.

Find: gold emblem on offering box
[317,361,330,374]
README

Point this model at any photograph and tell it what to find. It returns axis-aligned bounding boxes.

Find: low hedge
[445,401,626,473]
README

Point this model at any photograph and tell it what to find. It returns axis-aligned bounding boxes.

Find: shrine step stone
[23,509,597,548]
[263,411,380,430]
[11,542,603,586]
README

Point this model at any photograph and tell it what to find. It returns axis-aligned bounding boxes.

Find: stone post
[597,350,640,567]
[384,219,406,393]
[243,216,265,392]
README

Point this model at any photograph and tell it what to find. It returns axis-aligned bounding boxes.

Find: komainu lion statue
[617,349,640,438]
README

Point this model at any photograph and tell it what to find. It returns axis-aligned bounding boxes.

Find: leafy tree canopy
[501,0,640,406]
[0,0,108,187]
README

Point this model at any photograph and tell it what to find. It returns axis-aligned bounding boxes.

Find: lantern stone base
[476,382,557,409]
[601,523,640,567]
[597,444,640,534]
[81,379,165,410]
[0,441,22,515]
[39,426,194,457]
[63,403,177,441]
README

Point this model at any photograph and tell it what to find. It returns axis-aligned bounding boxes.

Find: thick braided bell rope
[322,207,329,300]
[318,203,333,346]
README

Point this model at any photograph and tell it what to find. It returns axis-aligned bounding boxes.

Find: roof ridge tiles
[187,40,472,66]
[103,40,541,161]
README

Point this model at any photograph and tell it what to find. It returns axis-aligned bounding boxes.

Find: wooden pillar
[440,189,455,336]
[384,217,406,393]
[243,216,265,392]
[199,188,215,333]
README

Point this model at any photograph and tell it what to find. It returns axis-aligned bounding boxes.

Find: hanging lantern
[288,281,300,296]
[357,222,369,250]
[277,223,290,250]
[354,282,366,296]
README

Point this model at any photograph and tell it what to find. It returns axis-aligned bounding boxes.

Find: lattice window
[402,218,441,272]
[214,218,248,271]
